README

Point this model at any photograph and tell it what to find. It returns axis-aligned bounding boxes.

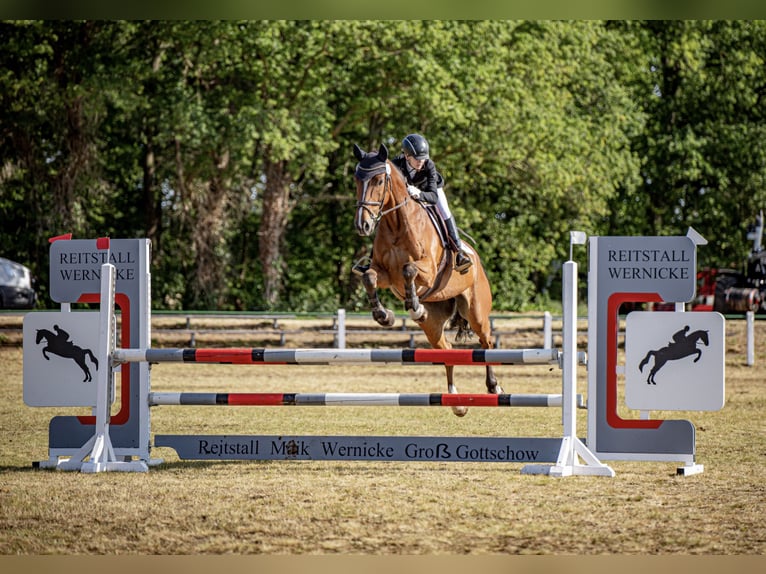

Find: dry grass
[0,316,764,555]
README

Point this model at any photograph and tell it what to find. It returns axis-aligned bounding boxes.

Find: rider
[671,325,690,344]
[53,324,71,344]
[393,134,472,274]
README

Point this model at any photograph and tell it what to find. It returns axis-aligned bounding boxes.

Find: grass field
[1,316,764,555]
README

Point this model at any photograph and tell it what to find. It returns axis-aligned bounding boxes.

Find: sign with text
[596,236,697,302]
[155,434,567,463]
[49,239,143,303]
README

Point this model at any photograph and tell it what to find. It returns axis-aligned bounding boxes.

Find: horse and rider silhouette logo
[35,324,99,382]
[638,325,709,385]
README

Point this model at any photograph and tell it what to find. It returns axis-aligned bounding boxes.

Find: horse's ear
[353,144,364,161]
[378,144,388,161]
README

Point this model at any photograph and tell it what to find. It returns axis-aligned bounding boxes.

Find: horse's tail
[449,309,474,344]
[84,349,99,371]
[638,351,653,372]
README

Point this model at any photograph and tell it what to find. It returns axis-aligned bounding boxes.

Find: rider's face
[406,154,426,171]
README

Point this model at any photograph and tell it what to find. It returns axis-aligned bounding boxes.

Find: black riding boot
[445,217,472,274]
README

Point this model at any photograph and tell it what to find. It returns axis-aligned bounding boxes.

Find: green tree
[610,21,766,269]
[357,21,645,308]
[0,21,135,300]
[4,21,764,314]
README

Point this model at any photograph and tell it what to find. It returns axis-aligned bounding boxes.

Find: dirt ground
[0,314,764,555]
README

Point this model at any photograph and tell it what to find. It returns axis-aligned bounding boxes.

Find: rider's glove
[407,185,422,199]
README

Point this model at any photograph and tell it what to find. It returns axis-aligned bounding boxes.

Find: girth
[392,204,454,302]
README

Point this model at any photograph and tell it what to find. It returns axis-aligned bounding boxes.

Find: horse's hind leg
[421,302,467,417]
[75,358,91,382]
[361,269,395,327]
[457,293,502,394]
[444,364,466,417]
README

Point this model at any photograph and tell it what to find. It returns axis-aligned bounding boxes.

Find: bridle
[355,161,408,230]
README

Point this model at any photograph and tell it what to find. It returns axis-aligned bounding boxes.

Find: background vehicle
[678,211,766,314]
[648,211,766,314]
[0,256,37,309]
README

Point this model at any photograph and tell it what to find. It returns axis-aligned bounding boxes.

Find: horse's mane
[389,160,414,203]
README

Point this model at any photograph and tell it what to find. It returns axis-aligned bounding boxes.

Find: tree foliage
[608,21,766,267]
[1,20,764,311]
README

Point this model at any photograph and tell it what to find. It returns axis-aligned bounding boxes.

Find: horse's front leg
[42,347,50,360]
[361,268,395,327]
[648,368,658,384]
[402,262,426,322]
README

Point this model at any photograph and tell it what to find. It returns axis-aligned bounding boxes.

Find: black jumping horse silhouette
[638,326,709,385]
[36,327,99,382]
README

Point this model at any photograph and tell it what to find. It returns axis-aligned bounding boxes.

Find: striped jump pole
[148,392,586,408]
[115,347,561,365]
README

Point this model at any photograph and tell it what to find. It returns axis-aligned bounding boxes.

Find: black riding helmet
[401,134,430,161]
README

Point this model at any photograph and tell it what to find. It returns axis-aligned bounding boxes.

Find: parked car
[0,256,37,309]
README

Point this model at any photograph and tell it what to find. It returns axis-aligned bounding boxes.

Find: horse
[638,328,709,385]
[352,143,500,416]
[36,328,99,383]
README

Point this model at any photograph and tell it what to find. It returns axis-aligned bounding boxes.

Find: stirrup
[454,252,472,274]
[352,256,372,277]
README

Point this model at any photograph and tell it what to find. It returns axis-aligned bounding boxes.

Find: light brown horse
[353,143,501,416]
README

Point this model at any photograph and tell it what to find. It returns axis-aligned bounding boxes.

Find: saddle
[422,204,451,249]
[416,204,456,300]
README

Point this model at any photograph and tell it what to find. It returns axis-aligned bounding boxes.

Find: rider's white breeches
[435,188,452,220]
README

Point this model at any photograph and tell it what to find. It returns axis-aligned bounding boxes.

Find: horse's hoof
[452,406,468,417]
[374,309,396,327]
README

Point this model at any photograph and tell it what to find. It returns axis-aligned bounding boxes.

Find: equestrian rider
[353,134,472,276]
[53,324,71,344]
[671,325,690,344]
[395,134,472,273]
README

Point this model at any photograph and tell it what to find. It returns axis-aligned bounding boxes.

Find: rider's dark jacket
[392,155,444,205]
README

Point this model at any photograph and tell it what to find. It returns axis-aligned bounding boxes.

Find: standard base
[521,436,615,477]
[39,432,151,473]
[677,463,704,476]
